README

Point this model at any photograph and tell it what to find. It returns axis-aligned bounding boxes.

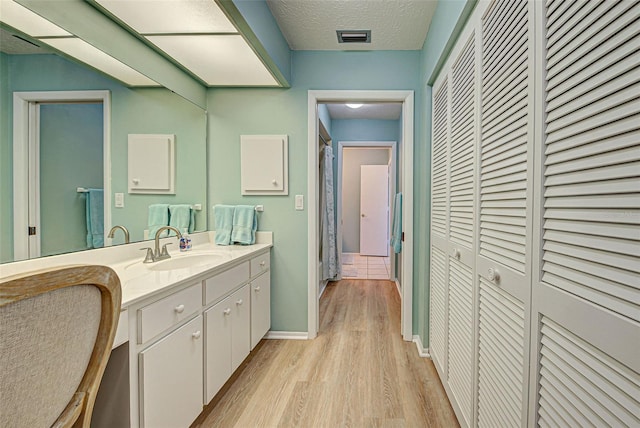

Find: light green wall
[208,50,421,332]
[40,103,103,256]
[416,0,477,345]
[0,54,207,257]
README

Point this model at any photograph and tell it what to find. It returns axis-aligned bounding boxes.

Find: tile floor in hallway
[341,252,391,279]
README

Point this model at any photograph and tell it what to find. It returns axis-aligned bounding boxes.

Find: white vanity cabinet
[204,285,250,403]
[139,316,203,428]
[124,247,271,428]
[250,253,271,350]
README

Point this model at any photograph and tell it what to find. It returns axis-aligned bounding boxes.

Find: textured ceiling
[0,27,51,54]
[325,103,402,120]
[266,0,437,50]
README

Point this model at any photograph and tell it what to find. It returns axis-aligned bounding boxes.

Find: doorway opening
[13,90,111,260]
[338,142,396,281]
[308,90,414,341]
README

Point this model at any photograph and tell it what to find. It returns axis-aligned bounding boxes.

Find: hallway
[193,280,457,427]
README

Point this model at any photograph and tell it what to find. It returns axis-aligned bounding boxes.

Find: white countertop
[0,231,272,309]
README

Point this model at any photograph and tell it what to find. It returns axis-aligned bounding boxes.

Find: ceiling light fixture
[346,103,363,109]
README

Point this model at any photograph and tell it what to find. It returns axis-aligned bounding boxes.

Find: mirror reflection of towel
[148,204,170,238]
[86,188,104,248]
[169,204,194,235]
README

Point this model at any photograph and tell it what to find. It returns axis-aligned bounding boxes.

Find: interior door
[360,165,389,256]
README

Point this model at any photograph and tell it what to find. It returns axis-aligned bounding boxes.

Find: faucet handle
[140,247,155,263]
[160,242,173,259]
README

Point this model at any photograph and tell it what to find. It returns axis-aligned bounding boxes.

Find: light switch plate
[295,194,304,210]
[115,193,124,208]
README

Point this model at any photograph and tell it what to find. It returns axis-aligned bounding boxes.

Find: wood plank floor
[192,279,459,428]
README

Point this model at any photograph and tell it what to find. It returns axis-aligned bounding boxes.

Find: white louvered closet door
[430,16,478,425]
[530,0,640,426]
[476,1,534,427]
[430,75,449,376]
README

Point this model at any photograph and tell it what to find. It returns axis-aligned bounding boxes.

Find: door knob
[174,304,185,313]
[223,308,231,315]
[192,331,201,339]
[361,214,365,217]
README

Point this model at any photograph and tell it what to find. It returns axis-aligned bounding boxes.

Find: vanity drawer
[138,283,201,344]
[250,252,270,278]
[205,261,250,305]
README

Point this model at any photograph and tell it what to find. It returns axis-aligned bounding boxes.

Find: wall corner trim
[413,335,431,358]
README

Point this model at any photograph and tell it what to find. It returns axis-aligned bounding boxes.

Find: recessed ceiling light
[95,0,237,34]
[346,103,363,109]
[0,0,71,37]
[41,37,160,86]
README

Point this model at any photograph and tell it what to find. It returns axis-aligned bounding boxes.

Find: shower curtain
[320,145,340,280]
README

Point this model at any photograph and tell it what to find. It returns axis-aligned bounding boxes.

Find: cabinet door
[231,285,250,372]
[204,297,232,403]
[250,271,271,350]
[139,316,203,428]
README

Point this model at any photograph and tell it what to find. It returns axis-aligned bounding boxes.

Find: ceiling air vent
[337,30,371,44]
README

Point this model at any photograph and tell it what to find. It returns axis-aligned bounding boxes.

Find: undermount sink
[147,253,227,271]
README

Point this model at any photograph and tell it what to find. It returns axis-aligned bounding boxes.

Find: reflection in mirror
[1,32,207,263]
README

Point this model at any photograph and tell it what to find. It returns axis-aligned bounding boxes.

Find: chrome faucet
[107,225,130,244]
[154,226,183,261]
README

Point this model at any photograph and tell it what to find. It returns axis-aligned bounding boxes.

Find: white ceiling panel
[42,37,160,86]
[146,35,278,86]
[95,0,237,34]
[266,0,436,50]
[0,0,71,37]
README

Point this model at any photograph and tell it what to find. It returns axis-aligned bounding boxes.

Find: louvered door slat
[478,278,525,428]
[431,80,449,238]
[447,258,473,425]
[537,317,640,427]
[479,0,531,279]
[430,247,447,369]
[546,132,639,166]
[546,0,607,55]
[543,241,639,276]
[450,34,476,251]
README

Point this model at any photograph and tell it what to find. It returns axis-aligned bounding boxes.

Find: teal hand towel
[85,188,104,248]
[391,192,402,254]
[231,205,257,245]
[169,204,194,235]
[214,205,235,245]
[148,204,170,238]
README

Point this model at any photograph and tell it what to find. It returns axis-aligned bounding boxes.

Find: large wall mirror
[1,20,207,263]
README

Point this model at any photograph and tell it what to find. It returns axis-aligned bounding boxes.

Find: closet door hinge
[28,226,36,236]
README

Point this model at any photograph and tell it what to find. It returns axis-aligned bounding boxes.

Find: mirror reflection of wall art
[128,134,176,194]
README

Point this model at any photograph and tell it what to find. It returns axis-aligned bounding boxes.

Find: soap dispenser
[179,228,192,252]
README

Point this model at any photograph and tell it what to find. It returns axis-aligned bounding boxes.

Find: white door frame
[13,90,111,260]
[308,90,414,341]
[336,141,397,278]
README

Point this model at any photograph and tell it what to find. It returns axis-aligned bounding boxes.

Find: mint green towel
[214,205,235,245]
[391,193,402,254]
[231,205,257,245]
[169,204,194,235]
[148,204,169,238]
[85,188,104,248]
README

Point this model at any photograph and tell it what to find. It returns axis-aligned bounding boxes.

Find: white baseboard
[319,279,328,299]
[394,279,401,297]
[412,335,431,358]
[264,331,309,340]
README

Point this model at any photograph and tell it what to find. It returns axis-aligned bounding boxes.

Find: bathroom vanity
[0,232,272,428]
